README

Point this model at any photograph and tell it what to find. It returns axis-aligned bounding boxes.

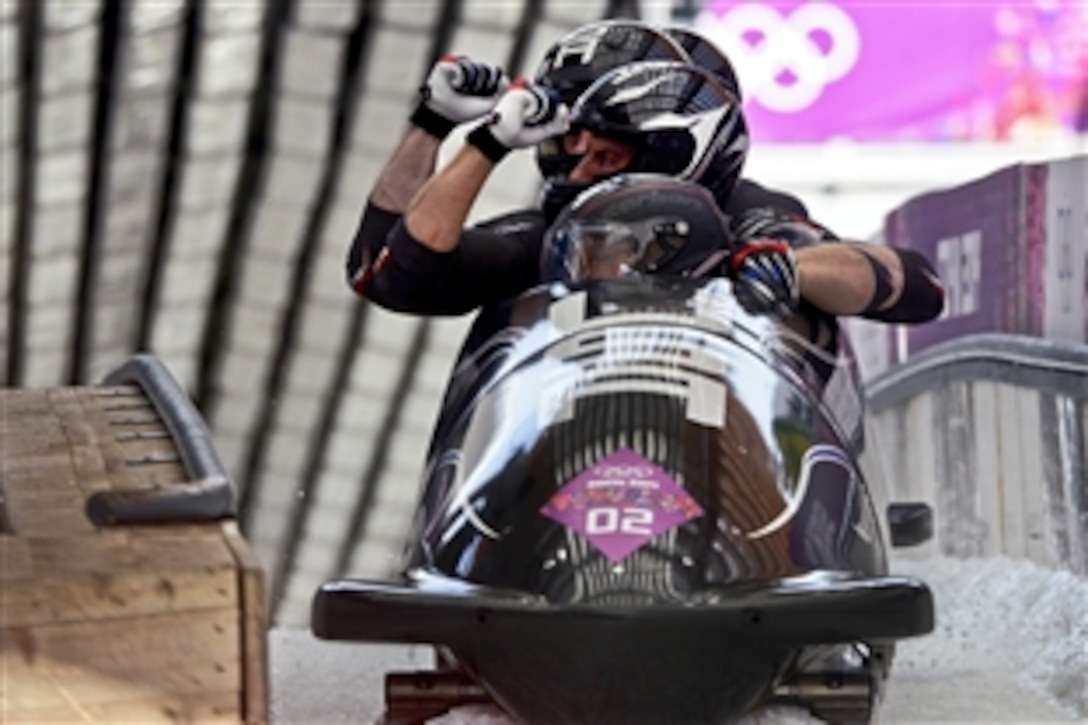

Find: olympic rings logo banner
[693,0,1088,142]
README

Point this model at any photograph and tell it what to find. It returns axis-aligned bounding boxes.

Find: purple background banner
[694,1,1088,142]
[882,164,1060,359]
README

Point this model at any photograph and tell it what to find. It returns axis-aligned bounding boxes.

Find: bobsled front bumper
[312,569,934,645]
[312,570,932,723]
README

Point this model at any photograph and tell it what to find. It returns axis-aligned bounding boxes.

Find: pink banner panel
[693,1,1088,142]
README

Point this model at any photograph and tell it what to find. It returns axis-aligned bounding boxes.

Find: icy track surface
[270,555,1086,723]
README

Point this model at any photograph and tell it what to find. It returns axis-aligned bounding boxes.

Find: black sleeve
[358,209,546,316]
[726,178,810,219]
[859,248,946,323]
[346,202,399,287]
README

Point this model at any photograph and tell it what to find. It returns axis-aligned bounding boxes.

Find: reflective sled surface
[313,277,935,724]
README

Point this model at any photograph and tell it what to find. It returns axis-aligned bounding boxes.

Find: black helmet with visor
[541,60,749,223]
[541,174,735,285]
[533,20,690,183]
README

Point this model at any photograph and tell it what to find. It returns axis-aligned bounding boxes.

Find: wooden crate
[1,385,268,723]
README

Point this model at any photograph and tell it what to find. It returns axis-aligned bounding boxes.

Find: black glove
[729,240,800,317]
[410,55,509,138]
[731,206,836,248]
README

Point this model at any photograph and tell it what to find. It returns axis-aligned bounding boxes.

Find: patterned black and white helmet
[533,20,690,107]
[567,60,749,206]
[533,20,691,183]
[664,26,742,101]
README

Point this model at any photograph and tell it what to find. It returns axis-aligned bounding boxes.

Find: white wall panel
[378,1,444,30]
[36,90,93,149]
[185,98,251,155]
[203,2,264,34]
[446,25,513,65]
[279,29,344,99]
[39,24,97,95]
[20,348,66,387]
[129,0,185,33]
[273,389,326,431]
[273,95,333,156]
[462,0,526,28]
[30,204,81,254]
[359,304,423,352]
[364,28,430,97]
[109,93,172,153]
[296,300,352,352]
[516,18,578,78]
[0,86,16,149]
[294,2,358,32]
[285,349,339,393]
[261,151,324,208]
[34,150,88,204]
[238,252,295,309]
[347,353,409,402]
[333,149,382,208]
[43,0,100,30]
[223,304,279,352]
[195,34,261,96]
[177,154,244,207]
[249,203,309,258]
[544,2,609,25]
[304,250,351,308]
[325,429,378,475]
[166,205,231,256]
[125,18,181,90]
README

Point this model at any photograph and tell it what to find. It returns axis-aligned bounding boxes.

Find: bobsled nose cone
[450,620,794,724]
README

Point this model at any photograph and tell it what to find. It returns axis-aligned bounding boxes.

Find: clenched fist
[466,80,570,163]
[411,55,509,138]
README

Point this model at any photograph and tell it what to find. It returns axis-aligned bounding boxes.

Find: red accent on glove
[730,240,792,272]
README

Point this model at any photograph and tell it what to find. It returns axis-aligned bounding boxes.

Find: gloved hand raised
[729,240,800,318]
[466,80,570,163]
[411,55,509,138]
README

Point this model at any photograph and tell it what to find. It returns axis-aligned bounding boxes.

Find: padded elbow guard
[861,248,945,323]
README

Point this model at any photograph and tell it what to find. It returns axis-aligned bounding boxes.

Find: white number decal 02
[585,506,654,535]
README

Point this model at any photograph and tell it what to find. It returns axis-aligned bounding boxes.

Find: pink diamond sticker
[540,447,705,563]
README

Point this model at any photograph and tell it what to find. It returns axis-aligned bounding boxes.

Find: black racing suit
[346,177,810,316]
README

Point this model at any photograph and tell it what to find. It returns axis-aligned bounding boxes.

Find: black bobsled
[312,275,935,724]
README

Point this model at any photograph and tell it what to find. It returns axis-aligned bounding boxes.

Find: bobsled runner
[312,272,935,724]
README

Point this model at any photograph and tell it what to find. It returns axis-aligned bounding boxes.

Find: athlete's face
[562,129,636,184]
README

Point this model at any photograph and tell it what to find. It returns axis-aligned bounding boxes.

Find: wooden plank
[222,521,270,724]
[0,429,72,457]
[0,383,269,722]
[4,482,96,536]
[0,454,80,488]
[2,609,241,706]
[0,389,53,428]
[0,537,33,582]
[0,691,241,723]
[3,566,239,628]
[27,527,237,575]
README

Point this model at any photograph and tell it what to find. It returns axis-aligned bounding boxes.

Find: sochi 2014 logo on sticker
[541,447,704,563]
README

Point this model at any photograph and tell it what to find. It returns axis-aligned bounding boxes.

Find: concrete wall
[866,335,1087,576]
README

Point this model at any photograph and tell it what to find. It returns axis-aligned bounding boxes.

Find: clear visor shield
[549,218,686,283]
